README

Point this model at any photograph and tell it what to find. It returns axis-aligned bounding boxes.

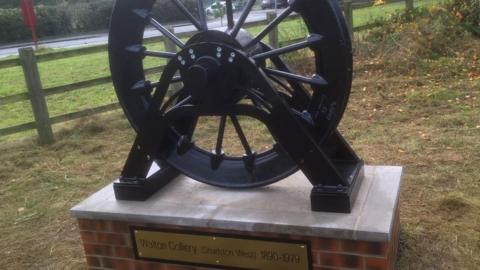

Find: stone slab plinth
[71,165,402,270]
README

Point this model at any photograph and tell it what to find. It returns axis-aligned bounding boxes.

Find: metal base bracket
[114,165,179,201]
[310,160,364,213]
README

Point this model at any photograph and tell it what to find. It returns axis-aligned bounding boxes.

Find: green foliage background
[0,0,198,44]
[449,0,480,36]
[0,0,65,9]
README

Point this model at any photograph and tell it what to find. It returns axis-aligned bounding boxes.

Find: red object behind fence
[20,0,38,46]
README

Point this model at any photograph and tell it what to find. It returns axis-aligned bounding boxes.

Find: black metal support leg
[113,105,180,201]
[309,130,364,213]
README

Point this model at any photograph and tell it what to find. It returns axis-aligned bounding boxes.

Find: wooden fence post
[267,11,279,48]
[344,0,354,41]
[164,26,181,90]
[405,0,414,12]
[19,47,54,145]
[164,26,177,55]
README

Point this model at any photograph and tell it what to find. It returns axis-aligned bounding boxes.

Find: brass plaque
[132,228,311,270]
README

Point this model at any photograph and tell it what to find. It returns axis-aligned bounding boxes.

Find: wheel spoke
[166,96,193,115]
[126,44,176,59]
[262,42,312,108]
[145,50,177,58]
[187,115,199,138]
[215,116,227,154]
[252,34,323,60]
[131,80,158,93]
[171,75,182,83]
[267,74,294,95]
[249,96,261,108]
[230,115,253,155]
[225,0,235,29]
[171,104,199,150]
[244,88,273,110]
[245,6,293,48]
[171,0,204,31]
[176,95,193,107]
[230,0,256,37]
[196,0,208,30]
[131,76,181,96]
[150,19,185,48]
[242,152,256,172]
[160,87,188,114]
[133,9,185,48]
[263,68,328,87]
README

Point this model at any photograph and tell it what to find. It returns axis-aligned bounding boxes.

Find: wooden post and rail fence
[0,0,416,145]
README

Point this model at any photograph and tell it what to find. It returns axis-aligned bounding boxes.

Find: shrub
[363,2,474,61]
[0,2,107,44]
[354,0,480,76]
[65,1,112,33]
[35,5,73,37]
[151,0,198,24]
[0,0,64,9]
[448,0,480,36]
[0,5,72,43]
[0,8,31,43]
[0,0,199,44]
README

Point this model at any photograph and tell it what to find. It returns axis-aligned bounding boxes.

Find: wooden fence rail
[0,0,416,143]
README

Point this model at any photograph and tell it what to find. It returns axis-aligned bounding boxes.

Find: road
[0,9,283,58]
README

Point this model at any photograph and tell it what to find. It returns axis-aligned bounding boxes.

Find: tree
[211,0,226,26]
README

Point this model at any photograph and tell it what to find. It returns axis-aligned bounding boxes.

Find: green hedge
[0,8,32,43]
[0,0,198,44]
[0,4,74,44]
[0,0,64,9]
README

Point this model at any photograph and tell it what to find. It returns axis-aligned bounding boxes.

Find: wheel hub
[178,30,259,107]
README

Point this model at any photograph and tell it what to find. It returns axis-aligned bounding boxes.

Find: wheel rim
[109,0,352,188]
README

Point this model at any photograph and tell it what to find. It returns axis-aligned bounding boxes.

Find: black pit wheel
[109,0,353,188]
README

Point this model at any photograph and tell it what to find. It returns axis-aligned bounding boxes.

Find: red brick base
[76,207,399,270]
